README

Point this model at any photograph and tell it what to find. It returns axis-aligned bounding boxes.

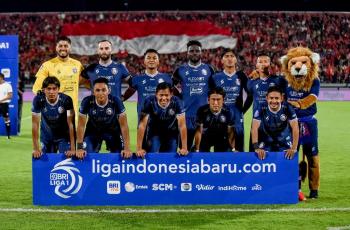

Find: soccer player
[247,54,287,151]
[136,82,188,157]
[81,39,131,99]
[32,76,75,158]
[172,40,215,150]
[194,87,236,152]
[32,36,84,113]
[0,73,13,139]
[122,48,172,119]
[76,78,132,159]
[251,86,299,160]
[212,49,252,151]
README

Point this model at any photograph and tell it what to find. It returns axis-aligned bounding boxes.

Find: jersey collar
[99,59,113,67]
[223,70,236,77]
[268,104,282,114]
[188,61,202,68]
[145,70,159,77]
[46,95,60,106]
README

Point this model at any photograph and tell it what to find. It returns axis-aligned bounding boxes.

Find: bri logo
[50,158,83,199]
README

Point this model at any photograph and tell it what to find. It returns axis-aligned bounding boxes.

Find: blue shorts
[149,135,178,153]
[200,136,231,152]
[84,133,123,153]
[298,117,318,156]
[41,138,71,154]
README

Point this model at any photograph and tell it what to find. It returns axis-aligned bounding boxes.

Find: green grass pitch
[0,101,349,229]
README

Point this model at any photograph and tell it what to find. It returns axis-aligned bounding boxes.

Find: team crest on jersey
[168,108,175,116]
[158,78,164,84]
[106,108,113,115]
[220,115,226,123]
[58,106,64,114]
[111,68,118,75]
[236,79,241,86]
[280,114,287,121]
[72,68,77,74]
[92,109,97,115]
[201,69,208,76]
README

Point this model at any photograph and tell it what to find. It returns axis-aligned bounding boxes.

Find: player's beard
[99,54,111,61]
[57,51,69,59]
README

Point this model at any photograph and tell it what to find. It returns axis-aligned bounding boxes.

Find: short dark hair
[267,86,283,96]
[221,48,235,59]
[93,77,109,86]
[98,39,112,46]
[156,82,172,93]
[42,76,60,89]
[187,40,202,49]
[208,86,226,98]
[0,73,4,79]
[144,48,159,57]
[56,36,71,44]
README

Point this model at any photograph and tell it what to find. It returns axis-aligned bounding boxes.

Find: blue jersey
[142,95,184,137]
[130,72,172,117]
[172,63,214,118]
[247,75,287,112]
[79,95,126,136]
[196,104,235,139]
[253,101,297,139]
[286,78,320,118]
[212,71,249,112]
[81,61,131,98]
[32,93,73,140]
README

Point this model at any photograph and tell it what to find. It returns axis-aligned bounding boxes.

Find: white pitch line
[0,207,350,214]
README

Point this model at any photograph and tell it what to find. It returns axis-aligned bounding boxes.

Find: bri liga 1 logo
[50,158,83,199]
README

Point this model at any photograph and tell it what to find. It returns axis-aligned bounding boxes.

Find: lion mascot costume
[280,47,320,199]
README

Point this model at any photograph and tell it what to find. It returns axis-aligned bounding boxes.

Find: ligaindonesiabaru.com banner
[33,152,298,205]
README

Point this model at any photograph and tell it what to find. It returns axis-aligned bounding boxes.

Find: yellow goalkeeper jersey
[33,56,83,113]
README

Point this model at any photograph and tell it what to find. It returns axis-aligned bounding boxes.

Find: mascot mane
[280,47,320,92]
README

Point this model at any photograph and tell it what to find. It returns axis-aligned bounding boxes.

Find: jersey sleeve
[120,64,131,80]
[113,96,126,115]
[64,95,74,111]
[141,97,152,115]
[253,105,262,121]
[33,63,49,93]
[172,68,181,86]
[164,74,173,85]
[286,103,297,120]
[31,95,42,114]
[310,79,320,97]
[79,97,91,115]
[174,97,185,115]
[6,83,13,93]
[195,106,205,125]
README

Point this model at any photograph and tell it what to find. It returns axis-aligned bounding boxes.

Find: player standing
[172,40,215,150]
[81,39,131,99]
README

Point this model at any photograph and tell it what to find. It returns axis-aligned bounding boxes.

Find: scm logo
[152,183,176,191]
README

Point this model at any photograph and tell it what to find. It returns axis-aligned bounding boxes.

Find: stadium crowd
[0,11,349,85]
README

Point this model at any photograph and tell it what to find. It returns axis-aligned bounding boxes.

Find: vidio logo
[50,158,83,199]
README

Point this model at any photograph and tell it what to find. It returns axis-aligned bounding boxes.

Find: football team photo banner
[32,152,298,205]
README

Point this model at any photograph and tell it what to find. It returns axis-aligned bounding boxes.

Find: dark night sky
[0,0,349,12]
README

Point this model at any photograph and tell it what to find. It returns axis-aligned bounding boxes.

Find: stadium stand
[0,11,349,86]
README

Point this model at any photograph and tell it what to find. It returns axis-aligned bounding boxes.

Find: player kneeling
[32,76,75,158]
[76,78,132,159]
[194,87,236,152]
[136,82,188,157]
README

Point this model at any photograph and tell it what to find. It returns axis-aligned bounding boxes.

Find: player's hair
[98,39,112,46]
[208,86,226,98]
[42,76,60,89]
[144,49,159,57]
[257,52,270,59]
[267,86,283,96]
[93,77,109,86]
[56,36,71,44]
[156,82,172,93]
[221,48,236,59]
[187,40,202,49]
[0,73,4,79]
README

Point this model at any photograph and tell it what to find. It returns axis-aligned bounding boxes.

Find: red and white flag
[62,20,236,56]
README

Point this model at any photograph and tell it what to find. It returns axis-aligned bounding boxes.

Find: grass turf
[0,101,349,229]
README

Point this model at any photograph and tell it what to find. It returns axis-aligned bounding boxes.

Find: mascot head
[280,47,320,92]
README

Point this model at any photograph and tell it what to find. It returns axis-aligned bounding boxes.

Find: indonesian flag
[62,21,236,56]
